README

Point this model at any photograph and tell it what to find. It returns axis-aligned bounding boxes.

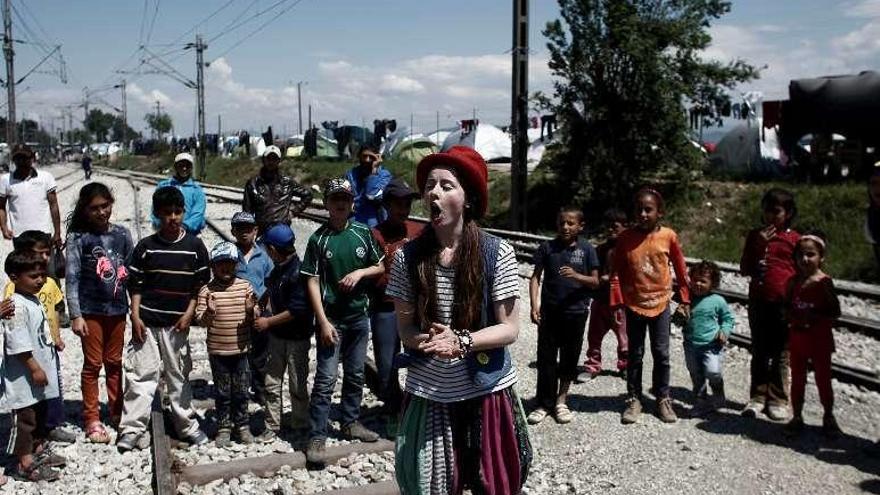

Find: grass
[663,180,877,282]
[102,154,878,282]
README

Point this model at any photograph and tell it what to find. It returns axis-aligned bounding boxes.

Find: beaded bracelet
[453,328,474,358]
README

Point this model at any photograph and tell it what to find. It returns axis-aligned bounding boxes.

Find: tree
[111,117,140,143]
[85,109,117,142]
[542,0,757,209]
[145,112,173,139]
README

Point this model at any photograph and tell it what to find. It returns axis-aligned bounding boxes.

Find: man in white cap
[151,152,206,234]
[243,145,313,234]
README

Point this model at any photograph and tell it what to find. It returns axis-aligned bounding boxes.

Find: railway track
[95,165,880,391]
[91,165,880,494]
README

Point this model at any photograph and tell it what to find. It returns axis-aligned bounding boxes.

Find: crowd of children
[0,163,852,484]
[527,186,842,439]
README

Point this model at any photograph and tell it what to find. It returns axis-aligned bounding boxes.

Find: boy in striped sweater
[118,187,211,451]
[196,241,257,446]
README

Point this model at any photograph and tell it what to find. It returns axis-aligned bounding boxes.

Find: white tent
[440,123,511,162]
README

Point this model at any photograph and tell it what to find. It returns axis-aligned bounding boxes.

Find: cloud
[845,0,880,17]
[831,19,880,61]
[128,82,175,108]
[380,74,425,95]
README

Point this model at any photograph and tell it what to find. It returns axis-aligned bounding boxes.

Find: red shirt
[740,228,800,302]
[371,220,424,305]
[787,275,840,338]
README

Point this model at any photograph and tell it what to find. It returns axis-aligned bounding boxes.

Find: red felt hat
[415,146,489,219]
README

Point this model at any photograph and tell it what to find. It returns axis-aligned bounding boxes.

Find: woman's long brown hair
[411,219,484,332]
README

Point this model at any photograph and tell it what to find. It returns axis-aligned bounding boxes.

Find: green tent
[390,136,437,162]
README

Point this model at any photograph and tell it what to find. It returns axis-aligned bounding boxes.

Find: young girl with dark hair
[65,182,133,443]
[784,231,841,437]
[388,146,531,494]
[611,187,690,425]
[740,188,800,421]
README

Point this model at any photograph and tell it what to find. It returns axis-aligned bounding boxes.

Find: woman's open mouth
[430,203,442,223]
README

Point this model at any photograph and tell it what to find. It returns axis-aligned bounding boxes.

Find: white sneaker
[765,404,789,422]
[187,429,209,446]
[527,407,550,425]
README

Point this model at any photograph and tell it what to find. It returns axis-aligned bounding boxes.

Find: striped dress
[387,238,532,495]
[195,278,254,355]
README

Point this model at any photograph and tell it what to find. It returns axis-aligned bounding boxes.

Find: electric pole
[154,100,161,140]
[83,87,90,124]
[510,0,529,230]
[3,0,15,145]
[295,81,304,135]
[114,80,127,149]
[194,34,207,179]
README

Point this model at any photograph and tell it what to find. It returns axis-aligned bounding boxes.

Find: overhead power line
[144,0,161,46]
[210,0,307,61]
[207,0,291,44]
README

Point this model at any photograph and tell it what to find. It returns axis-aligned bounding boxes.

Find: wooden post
[151,410,177,495]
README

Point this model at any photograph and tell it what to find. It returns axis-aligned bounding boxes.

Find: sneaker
[822,414,842,438]
[741,400,764,418]
[765,404,789,422]
[257,429,277,444]
[215,429,232,448]
[527,407,550,425]
[657,397,678,423]
[342,421,379,442]
[784,416,805,437]
[688,398,714,419]
[11,463,60,482]
[136,432,152,450]
[116,432,138,452]
[554,404,574,424]
[621,397,642,425]
[235,427,254,445]
[33,448,67,468]
[47,427,77,444]
[187,429,209,446]
[305,438,326,465]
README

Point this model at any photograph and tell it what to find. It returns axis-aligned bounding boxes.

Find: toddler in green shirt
[681,261,735,418]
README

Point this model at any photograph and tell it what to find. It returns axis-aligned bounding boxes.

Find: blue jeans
[309,316,371,440]
[683,340,725,399]
[370,307,402,405]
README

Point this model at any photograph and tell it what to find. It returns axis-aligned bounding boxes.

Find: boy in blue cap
[229,211,274,408]
[254,223,314,443]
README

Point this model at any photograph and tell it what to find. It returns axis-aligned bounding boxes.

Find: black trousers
[748,300,790,406]
[626,306,671,399]
[210,354,250,429]
[249,329,269,405]
[536,310,588,409]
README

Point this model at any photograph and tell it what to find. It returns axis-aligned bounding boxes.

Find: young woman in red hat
[387,146,532,494]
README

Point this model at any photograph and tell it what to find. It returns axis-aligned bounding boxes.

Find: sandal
[87,422,111,444]
[555,404,574,424]
[11,463,60,482]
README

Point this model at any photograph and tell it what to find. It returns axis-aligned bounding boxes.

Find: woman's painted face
[423,167,466,228]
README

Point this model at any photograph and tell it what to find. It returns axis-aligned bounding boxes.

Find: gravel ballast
[0,164,878,494]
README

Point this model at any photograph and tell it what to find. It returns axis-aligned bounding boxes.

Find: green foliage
[145,112,173,137]
[542,0,757,211]
[85,109,117,142]
[664,180,877,281]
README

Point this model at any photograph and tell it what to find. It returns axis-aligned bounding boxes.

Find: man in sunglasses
[344,144,392,228]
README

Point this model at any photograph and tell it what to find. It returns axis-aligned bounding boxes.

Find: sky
[7,0,880,139]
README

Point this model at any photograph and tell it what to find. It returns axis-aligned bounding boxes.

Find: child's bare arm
[529,266,543,325]
[338,263,384,293]
[16,351,47,387]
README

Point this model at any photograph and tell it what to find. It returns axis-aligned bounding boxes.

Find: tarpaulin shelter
[441,123,512,163]
[709,119,785,177]
[779,71,880,157]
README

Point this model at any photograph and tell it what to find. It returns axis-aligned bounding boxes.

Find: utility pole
[3,0,15,145]
[510,0,529,230]
[217,114,221,136]
[308,104,312,130]
[194,34,207,179]
[114,80,127,149]
[154,100,161,140]
[296,81,303,134]
[83,87,89,124]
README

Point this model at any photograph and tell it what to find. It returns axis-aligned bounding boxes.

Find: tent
[441,123,511,163]
[709,119,784,177]
[388,135,438,162]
